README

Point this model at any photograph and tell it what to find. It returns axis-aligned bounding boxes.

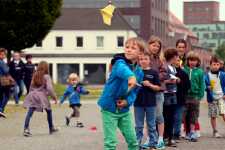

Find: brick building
[184,1,219,24]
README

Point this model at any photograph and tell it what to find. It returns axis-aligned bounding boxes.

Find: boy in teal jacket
[98,37,145,150]
[184,51,205,142]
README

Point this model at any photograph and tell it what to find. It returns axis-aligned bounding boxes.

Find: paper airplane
[100,4,116,26]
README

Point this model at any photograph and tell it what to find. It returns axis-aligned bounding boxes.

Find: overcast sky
[169,0,225,22]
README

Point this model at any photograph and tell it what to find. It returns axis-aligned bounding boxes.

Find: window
[56,36,63,47]
[96,36,104,47]
[117,36,124,47]
[76,36,83,47]
[36,41,42,47]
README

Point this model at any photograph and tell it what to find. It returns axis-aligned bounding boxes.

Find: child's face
[70,78,78,85]
[148,42,160,55]
[124,42,141,62]
[139,55,150,69]
[171,55,179,66]
[174,57,181,68]
[176,43,186,57]
[0,52,6,60]
[188,59,198,68]
[210,62,220,72]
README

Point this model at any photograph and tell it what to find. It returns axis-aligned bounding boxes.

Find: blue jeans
[0,86,10,113]
[134,106,158,147]
[156,92,164,124]
[13,80,24,104]
[173,105,184,137]
[24,107,53,130]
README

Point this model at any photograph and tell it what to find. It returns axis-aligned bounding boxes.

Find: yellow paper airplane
[100,4,116,26]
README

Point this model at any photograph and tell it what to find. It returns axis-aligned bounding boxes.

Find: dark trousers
[0,86,11,113]
[24,107,53,130]
[163,104,176,140]
[24,79,31,94]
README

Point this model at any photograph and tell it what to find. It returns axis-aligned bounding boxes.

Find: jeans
[173,105,184,137]
[156,92,164,124]
[101,109,138,150]
[24,107,53,130]
[0,86,10,113]
[134,106,158,147]
[13,80,24,104]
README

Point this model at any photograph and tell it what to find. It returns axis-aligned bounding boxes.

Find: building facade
[184,1,219,24]
[63,0,169,43]
[187,21,225,51]
[24,8,137,84]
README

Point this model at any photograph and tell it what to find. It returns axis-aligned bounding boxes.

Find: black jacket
[9,60,25,81]
[24,63,35,81]
[176,67,191,105]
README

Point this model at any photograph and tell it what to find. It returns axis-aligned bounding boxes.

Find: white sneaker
[213,131,222,138]
[0,112,6,118]
[196,130,201,138]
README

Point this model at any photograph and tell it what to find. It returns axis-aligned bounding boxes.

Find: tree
[0,0,62,62]
[215,43,225,62]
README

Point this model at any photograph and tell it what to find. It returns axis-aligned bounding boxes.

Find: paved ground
[0,100,225,150]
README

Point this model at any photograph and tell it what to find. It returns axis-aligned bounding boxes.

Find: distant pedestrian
[9,52,25,104]
[23,61,58,137]
[24,54,35,94]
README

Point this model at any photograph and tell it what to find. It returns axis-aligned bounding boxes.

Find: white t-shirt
[209,72,223,100]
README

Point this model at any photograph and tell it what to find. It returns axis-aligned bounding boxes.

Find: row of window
[36,36,125,48]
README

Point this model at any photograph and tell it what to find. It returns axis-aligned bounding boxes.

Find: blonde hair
[125,37,147,53]
[31,61,49,87]
[67,73,79,83]
[186,51,201,67]
[147,36,162,53]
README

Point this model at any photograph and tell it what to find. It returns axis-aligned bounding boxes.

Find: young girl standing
[183,52,205,142]
[23,61,58,137]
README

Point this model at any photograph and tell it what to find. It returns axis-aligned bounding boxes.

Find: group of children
[97,36,225,150]
[2,36,224,150]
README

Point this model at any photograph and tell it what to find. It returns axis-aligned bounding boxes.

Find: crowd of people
[97,36,225,150]
[0,49,35,117]
[0,35,225,150]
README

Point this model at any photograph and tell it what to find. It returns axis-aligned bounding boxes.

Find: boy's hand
[117,100,128,109]
[128,76,136,91]
[142,80,151,87]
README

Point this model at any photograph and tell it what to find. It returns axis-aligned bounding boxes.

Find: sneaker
[189,132,198,142]
[65,116,70,126]
[49,127,59,134]
[140,140,150,149]
[196,130,201,138]
[0,112,6,118]
[213,131,222,138]
[76,122,84,128]
[23,129,32,137]
[166,139,177,147]
[156,140,165,150]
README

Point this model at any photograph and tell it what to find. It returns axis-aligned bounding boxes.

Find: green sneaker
[156,141,165,150]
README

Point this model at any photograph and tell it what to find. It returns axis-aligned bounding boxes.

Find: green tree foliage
[0,0,62,61]
[215,43,225,62]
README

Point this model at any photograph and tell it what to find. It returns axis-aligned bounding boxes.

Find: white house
[24,8,137,84]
